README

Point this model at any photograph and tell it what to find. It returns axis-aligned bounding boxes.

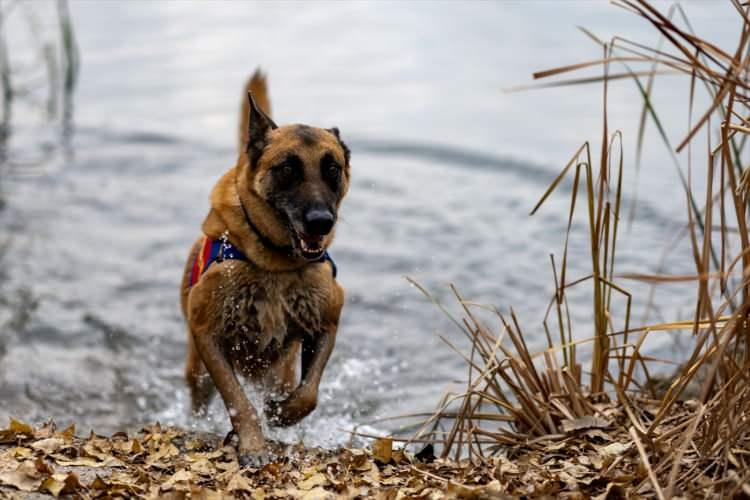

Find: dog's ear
[328,127,350,166]
[246,91,278,166]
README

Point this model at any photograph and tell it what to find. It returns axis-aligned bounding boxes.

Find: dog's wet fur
[180,70,350,465]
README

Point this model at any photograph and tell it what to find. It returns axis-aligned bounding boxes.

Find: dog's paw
[263,390,318,427]
[238,451,273,469]
[264,394,316,427]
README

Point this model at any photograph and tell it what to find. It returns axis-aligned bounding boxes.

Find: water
[0,1,740,446]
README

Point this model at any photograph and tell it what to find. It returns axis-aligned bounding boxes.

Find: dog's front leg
[189,296,267,466]
[265,324,336,426]
[192,331,269,466]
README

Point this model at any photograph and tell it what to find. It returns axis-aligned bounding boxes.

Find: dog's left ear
[246,91,278,166]
[328,127,350,166]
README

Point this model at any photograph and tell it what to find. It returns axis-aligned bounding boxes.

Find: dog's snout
[304,208,335,236]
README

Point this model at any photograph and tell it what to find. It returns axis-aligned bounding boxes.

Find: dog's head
[242,93,350,261]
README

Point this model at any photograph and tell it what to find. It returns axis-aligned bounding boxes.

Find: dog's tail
[239,68,272,155]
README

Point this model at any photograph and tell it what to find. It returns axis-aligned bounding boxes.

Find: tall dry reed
[404,1,750,496]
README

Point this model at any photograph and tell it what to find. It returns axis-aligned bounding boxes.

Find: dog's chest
[215,264,330,352]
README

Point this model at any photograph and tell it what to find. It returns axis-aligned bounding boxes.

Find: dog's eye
[273,155,303,188]
[276,161,294,177]
[321,153,341,188]
[326,164,340,179]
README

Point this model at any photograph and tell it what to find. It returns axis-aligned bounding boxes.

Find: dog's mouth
[293,231,326,261]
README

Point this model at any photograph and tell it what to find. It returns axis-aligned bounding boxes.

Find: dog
[180,69,350,465]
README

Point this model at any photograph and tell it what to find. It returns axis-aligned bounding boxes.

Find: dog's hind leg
[182,238,215,413]
[185,330,216,414]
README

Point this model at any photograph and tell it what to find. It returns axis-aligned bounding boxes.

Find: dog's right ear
[246,91,278,166]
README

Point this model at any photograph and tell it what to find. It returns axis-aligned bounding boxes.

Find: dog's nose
[304,209,335,236]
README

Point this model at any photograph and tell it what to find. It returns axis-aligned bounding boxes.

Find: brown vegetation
[400,0,750,498]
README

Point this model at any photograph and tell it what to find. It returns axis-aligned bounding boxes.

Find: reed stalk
[404,1,750,496]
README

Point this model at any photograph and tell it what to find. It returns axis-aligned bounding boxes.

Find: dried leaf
[11,447,32,460]
[40,476,65,497]
[227,472,254,493]
[31,438,65,455]
[297,472,328,490]
[9,419,33,437]
[299,486,335,500]
[582,429,612,442]
[39,472,81,497]
[562,416,611,433]
[372,437,393,464]
[599,442,630,458]
[593,482,627,500]
[495,456,520,475]
[0,419,35,445]
[446,481,483,498]
[58,425,75,443]
[161,469,195,491]
[54,455,124,468]
[189,457,215,475]
[391,448,409,465]
[0,460,44,491]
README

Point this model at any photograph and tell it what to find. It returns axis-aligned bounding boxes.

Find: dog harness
[189,236,337,287]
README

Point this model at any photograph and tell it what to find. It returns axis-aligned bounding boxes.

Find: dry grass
[399,1,750,497]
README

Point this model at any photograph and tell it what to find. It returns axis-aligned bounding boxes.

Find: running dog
[180,69,350,465]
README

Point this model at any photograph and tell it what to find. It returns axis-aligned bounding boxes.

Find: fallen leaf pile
[0,406,745,499]
[413,396,750,498]
[0,419,508,499]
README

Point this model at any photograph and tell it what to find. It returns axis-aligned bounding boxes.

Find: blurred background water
[0,1,740,446]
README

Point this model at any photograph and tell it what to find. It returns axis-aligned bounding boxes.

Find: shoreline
[0,420,501,499]
[1,398,739,499]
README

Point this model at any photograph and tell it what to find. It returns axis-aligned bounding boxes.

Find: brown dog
[180,70,350,465]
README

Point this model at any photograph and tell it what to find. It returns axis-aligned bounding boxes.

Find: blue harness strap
[324,252,337,279]
[189,237,337,287]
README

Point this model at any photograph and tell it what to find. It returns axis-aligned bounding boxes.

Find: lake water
[0,1,740,447]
